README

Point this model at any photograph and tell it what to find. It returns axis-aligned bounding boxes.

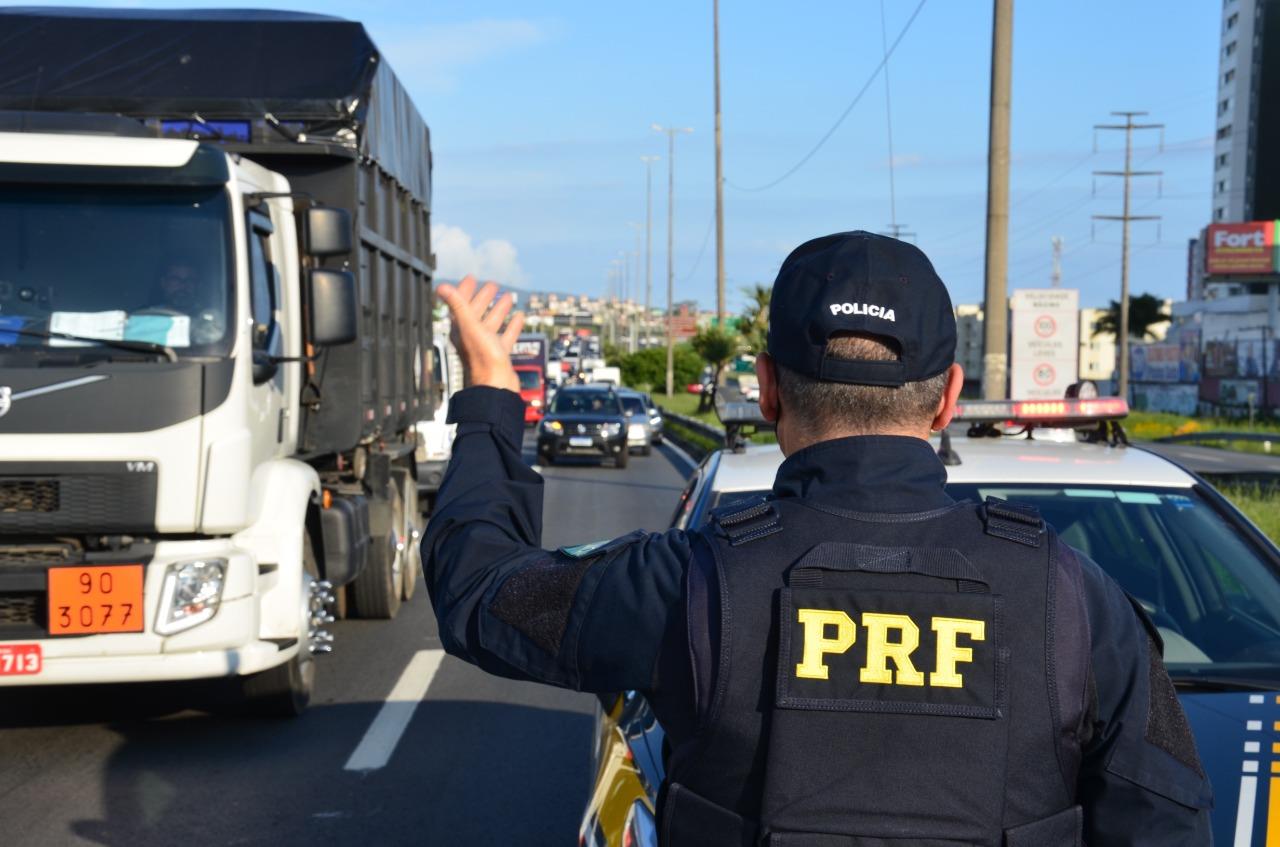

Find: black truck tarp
[0,7,430,201]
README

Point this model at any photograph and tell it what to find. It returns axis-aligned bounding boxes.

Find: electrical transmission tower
[1092,111,1163,400]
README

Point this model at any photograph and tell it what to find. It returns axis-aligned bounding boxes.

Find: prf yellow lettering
[795,609,856,679]
[930,617,986,688]
[795,609,987,688]
[859,612,925,686]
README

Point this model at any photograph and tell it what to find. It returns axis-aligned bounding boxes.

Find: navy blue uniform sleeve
[421,386,693,693]
[1073,549,1213,846]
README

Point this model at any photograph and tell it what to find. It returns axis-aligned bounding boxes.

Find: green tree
[690,324,741,412]
[1092,294,1171,341]
[618,345,703,394]
[739,283,771,354]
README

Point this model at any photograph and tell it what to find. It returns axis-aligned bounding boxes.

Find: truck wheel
[350,487,403,620]
[239,534,319,717]
[398,473,422,601]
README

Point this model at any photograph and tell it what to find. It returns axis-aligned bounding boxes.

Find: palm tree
[690,324,740,412]
[739,283,771,354]
[1092,294,1171,341]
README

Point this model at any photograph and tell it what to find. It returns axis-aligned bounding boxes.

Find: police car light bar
[953,397,1129,426]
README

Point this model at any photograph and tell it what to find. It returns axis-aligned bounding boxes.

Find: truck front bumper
[0,541,299,686]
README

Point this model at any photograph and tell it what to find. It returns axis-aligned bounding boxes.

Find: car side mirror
[303,207,352,257]
[309,269,357,346]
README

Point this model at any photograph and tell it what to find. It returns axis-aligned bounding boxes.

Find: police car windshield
[704,484,1280,675]
[947,484,1280,676]
[553,390,621,415]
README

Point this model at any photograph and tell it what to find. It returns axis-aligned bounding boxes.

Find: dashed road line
[344,648,445,772]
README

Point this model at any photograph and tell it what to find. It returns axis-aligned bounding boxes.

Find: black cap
[767,231,956,387]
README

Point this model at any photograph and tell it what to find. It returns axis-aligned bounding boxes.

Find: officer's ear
[930,363,965,432]
[757,352,780,424]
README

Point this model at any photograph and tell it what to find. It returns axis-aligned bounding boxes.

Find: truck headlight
[155,559,227,635]
[542,419,563,433]
[628,424,645,439]
[602,422,623,436]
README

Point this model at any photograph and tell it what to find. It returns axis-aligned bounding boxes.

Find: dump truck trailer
[0,8,435,715]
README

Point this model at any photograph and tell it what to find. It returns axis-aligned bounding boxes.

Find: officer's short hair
[775,333,948,436]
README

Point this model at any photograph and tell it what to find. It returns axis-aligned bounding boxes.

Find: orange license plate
[47,565,144,636]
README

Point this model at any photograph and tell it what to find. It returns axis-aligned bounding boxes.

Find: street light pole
[653,124,692,397]
[713,0,726,325]
[640,155,659,347]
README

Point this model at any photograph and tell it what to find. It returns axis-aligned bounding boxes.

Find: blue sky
[39,1,1221,311]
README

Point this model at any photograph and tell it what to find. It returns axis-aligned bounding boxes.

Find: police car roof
[710,435,1197,493]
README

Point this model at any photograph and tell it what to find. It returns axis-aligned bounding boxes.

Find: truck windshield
[0,185,233,359]
[516,369,542,391]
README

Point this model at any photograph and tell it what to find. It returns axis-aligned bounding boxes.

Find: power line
[726,0,928,193]
[680,214,716,286]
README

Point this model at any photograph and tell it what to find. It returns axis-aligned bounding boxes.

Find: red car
[515,365,546,425]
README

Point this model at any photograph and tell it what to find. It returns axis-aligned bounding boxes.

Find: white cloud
[381,19,553,93]
[432,224,527,286]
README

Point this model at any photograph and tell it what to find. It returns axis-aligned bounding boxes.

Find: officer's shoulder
[707,495,783,547]
[977,496,1046,548]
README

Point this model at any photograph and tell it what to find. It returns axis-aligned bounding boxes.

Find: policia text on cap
[423,233,1211,846]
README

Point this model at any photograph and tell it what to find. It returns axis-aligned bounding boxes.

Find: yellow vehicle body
[578,695,654,847]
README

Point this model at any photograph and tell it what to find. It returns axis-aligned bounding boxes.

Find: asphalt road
[0,433,693,847]
[1140,441,1280,483]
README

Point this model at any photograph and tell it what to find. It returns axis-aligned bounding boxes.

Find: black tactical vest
[661,496,1091,847]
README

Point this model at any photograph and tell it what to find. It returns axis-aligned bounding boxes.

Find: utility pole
[713,0,726,325]
[878,0,911,245]
[641,155,659,345]
[981,0,1013,400]
[1050,236,1063,287]
[1093,110,1163,401]
[653,124,693,397]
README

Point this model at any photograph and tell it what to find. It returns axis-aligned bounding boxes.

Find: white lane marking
[1234,774,1258,847]
[344,648,445,772]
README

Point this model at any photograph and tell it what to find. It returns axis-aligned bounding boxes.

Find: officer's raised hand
[436,275,525,392]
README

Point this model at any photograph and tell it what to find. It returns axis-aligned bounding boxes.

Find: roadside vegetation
[1218,485,1280,544]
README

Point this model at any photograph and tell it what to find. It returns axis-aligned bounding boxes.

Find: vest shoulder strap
[981,496,1046,548]
[709,496,782,547]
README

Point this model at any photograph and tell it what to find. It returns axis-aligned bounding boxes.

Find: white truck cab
[0,9,437,715]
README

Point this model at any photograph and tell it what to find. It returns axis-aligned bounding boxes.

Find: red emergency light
[954,397,1129,427]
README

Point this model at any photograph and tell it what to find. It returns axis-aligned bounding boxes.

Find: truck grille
[0,480,58,513]
[0,593,41,630]
[0,543,77,567]
[0,464,157,535]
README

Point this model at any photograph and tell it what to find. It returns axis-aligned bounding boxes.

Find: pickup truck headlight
[628,423,646,439]
[542,419,563,433]
[601,422,623,436]
[155,559,227,635]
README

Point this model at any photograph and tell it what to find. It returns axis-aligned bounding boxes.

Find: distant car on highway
[617,389,657,455]
[537,384,630,469]
[581,395,1280,847]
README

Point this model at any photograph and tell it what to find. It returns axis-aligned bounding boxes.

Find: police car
[579,396,1280,847]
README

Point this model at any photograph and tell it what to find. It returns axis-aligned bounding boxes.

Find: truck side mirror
[309,269,358,346]
[304,207,353,256]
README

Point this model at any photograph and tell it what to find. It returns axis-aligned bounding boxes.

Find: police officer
[424,232,1211,846]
